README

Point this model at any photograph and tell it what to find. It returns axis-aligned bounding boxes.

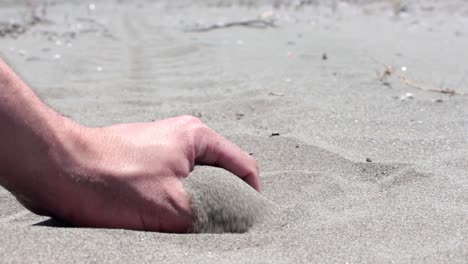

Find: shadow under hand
[33,218,74,228]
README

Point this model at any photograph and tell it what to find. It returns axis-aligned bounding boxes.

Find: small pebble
[366,157,372,163]
[322,53,328,60]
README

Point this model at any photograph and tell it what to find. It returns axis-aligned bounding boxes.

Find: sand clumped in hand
[184,167,274,233]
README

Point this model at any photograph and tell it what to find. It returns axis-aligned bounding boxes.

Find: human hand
[20,115,259,232]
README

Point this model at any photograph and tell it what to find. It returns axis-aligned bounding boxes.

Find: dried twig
[377,65,393,82]
[377,64,466,96]
[397,74,464,96]
[268,92,285,96]
[185,19,277,32]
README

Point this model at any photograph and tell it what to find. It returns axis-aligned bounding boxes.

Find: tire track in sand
[121,11,210,92]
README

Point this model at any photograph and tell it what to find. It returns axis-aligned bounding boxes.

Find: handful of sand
[185,167,272,233]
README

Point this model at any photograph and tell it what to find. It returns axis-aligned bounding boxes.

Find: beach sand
[0,0,467,263]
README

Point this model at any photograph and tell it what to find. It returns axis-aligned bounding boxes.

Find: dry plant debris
[268,92,285,96]
[0,5,51,38]
[377,65,466,96]
[185,19,277,32]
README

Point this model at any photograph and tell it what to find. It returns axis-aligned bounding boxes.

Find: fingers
[193,126,261,192]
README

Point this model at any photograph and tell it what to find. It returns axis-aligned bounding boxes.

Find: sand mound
[185,167,274,233]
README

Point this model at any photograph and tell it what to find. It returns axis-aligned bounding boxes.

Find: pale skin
[0,58,260,232]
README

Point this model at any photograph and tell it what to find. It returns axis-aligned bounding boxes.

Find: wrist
[0,59,98,218]
[3,113,91,217]
[42,116,96,215]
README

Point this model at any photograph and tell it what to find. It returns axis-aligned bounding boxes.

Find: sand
[0,0,467,263]
[185,168,273,233]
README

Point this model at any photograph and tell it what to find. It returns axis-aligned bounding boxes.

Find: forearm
[0,58,261,232]
[0,58,77,211]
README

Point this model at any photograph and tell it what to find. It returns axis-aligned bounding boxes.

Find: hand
[19,115,260,232]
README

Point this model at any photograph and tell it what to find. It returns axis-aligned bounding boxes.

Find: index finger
[193,127,261,192]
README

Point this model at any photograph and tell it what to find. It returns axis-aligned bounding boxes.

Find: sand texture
[0,0,467,263]
[185,168,273,233]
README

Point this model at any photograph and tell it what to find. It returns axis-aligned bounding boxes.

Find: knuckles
[175,115,203,125]
[172,115,207,141]
[173,115,209,145]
